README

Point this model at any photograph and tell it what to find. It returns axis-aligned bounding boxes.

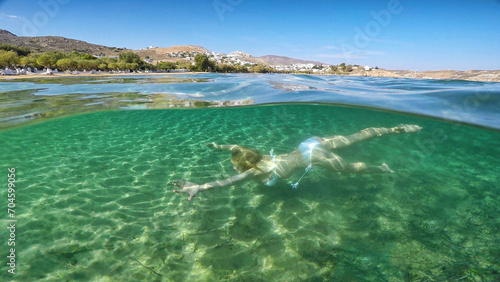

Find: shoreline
[1,69,499,82]
[318,69,500,82]
[0,71,202,80]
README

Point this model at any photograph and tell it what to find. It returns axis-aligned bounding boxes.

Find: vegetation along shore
[1,29,499,82]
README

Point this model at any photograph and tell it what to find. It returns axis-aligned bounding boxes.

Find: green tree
[157,61,177,71]
[235,64,249,73]
[119,51,142,64]
[116,62,127,70]
[249,64,274,73]
[176,59,192,70]
[125,63,138,70]
[0,50,19,68]
[215,63,235,73]
[192,54,215,72]
[143,63,155,71]
[36,53,59,69]
[77,59,88,71]
[0,44,31,56]
[82,54,97,60]
[339,62,347,72]
[20,55,38,68]
[101,57,118,67]
[76,59,98,71]
[56,58,77,71]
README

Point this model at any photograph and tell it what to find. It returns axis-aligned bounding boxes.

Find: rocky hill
[1,29,499,81]
[258,55,325,66]
[133,45,210,63]
[0,29,125,55]
[0,29,327,66]
[227,51,270,65]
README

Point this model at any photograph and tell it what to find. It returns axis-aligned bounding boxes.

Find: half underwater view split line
[1,73,500,281]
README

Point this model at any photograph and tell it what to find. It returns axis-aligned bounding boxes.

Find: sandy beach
[1,69,500,82]
[0,71,199,80]
[339,69,500,82]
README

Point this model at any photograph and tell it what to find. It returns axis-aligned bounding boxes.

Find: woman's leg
[345,162,393,173]
[312,148,394,173]
[317,124,421,150]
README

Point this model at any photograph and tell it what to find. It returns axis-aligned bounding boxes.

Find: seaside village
[139,48,374,73]
[160,49,366,73]
[1,45,374,76]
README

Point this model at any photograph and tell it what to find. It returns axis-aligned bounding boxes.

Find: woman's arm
[206,142,240,152]
[172,169,256,201]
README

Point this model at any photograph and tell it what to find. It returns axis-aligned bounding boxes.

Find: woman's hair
[231,147,264,172]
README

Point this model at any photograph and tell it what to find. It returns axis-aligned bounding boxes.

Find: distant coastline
[1,29,499,82]
[2,69,500,83]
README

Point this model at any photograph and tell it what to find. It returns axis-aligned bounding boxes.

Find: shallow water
[1,74,500,280]
[1,104,499,281]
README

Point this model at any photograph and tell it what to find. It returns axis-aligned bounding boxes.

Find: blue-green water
[1,74,500,281]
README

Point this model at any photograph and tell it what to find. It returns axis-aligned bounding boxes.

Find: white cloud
[0,13,22,20]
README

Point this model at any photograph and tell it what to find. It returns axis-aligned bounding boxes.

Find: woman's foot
[392,124,422,133]
[380,163,394,173]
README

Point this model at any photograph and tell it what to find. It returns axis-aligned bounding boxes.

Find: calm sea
[1,74,499,280]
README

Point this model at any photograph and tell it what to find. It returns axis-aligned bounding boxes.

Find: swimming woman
[172,124,422,201]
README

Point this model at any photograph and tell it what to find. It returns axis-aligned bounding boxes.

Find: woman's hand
[206,142,217,148]
[171,179,201,201]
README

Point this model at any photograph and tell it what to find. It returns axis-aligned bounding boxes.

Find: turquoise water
[1,74,500,281]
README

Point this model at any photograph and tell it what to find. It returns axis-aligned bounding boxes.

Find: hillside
[2,29,498,82]
[227,51,270,65]
[133,48,270,65]
[0,29,125,55]
[132,45,210,63]
[0,29,327,66]
[258,55,325,66]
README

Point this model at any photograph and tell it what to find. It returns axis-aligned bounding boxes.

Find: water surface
[1,73,499,129]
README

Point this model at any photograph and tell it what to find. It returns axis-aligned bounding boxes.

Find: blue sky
[1,0,499,70]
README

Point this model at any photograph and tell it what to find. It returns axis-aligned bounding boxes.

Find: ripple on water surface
[1,74,499,130]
